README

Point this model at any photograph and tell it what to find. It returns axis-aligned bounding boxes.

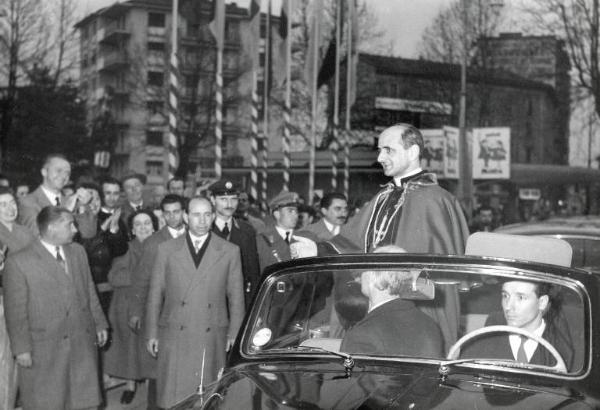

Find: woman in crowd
[103,210,158,405]
[0,186,35,410]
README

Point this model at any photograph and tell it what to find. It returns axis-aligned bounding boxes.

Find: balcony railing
[98,23,130,46]
[98,51,129,72]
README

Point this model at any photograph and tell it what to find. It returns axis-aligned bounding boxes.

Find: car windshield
[244,263,587,375]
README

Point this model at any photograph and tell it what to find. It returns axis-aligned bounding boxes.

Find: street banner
[473,127,511,179]
[443,126,460,179]
[420,129,445,176]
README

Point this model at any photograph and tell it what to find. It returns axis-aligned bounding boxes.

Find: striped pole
[260,0,271,216]
[250,71,259,204]
[343,130,350,198]
[343,0,354,199]
[331,0,341,191]
[214,49,223,179]
[282,0,292,192]
[168,0,179,180]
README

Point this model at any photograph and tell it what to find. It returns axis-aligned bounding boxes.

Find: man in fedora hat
[209,180,260,308]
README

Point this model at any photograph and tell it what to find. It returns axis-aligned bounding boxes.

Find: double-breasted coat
[3,241,108,410]
[145,233,244,408]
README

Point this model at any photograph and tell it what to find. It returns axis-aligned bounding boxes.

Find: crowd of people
[0,123,555,410]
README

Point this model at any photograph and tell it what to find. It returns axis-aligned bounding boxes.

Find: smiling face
[0,193,18,225]
[377,128,419,178]
[102,182,121,209]
[42,157,71,192]
[123,177,143,204]
[132,213,155,242]
[501,281,548,332]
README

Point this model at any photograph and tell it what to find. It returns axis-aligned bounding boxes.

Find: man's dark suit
[3,241,108,410]
[340,298,444,357]
[212,218,260,308]
[461,311,575,371]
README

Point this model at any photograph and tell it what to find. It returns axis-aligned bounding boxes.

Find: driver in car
[462,280,574,370]
[340,268,443,357]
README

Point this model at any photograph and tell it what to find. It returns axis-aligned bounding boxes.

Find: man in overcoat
[209,180,260,308]
[145,197,244,408]
[3,206,108,410]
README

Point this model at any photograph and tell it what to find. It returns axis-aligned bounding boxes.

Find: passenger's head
[37,206,77,245]
[501,280,551,333]
[167,177,186,197]
[41,154,71,192]
[187,197,215,236]
[160,194,185,229]
[320,192,348,226]
[377,123,423,178]
[0,187,18,225]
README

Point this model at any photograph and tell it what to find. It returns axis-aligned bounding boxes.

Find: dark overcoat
[3,241,108,410]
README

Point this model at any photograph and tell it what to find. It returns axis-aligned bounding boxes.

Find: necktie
[56,246,66,271]
[194,240,201,253]
[55,196,61,206]
[284,232,290,245]
[222,222,229,236]
[516,336,528,363]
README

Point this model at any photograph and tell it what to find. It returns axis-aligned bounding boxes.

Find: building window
[148,71,164,87]
[148,42,165,52]
[146,131,163,146]
[147,100,164,115]
[148,12,166,28]
[146,160,163,176]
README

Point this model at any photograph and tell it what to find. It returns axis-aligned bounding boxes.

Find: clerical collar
[275,226,293,241]
[41,185,61,206]
[215,217,233,231]
[393,168,423,187]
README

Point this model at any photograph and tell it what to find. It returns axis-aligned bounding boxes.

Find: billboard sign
[472,127,511,179]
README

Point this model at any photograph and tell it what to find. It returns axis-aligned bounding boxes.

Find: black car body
[173,234,600,409]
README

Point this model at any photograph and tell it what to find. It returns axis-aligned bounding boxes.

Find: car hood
[175,361,594,409]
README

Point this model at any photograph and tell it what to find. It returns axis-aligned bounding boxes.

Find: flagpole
[168,0,179,180]
[261,0,271,216]
[343,0,354,199]
[331,0,341,191]
[282,0,291,192]
[308,1,320,205]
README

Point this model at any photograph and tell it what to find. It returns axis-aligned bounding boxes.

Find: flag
[209,0,226,50]
[304,0,323,88]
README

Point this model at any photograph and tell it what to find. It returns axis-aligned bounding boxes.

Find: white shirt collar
[508,319,546,362]
[101,207,114,214]
[40,239,64,260]
[215,217,233,231]
[275,226,293,241]
[167,225,186,238]
[322,219,340,235]
[188,231,209,247]
[393,167,423,187]
[41,185,62,206]
[129,201,143,209]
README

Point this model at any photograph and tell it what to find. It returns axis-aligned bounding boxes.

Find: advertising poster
[472,127,511,179]
[420,129,445,176]
[443,126,460,179]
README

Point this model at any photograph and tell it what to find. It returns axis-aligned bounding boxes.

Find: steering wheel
[446,325,567,372]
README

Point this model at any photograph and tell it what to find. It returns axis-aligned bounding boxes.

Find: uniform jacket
[3,241,108,410]
[212,218,260,308]
[340,298,443,357]
[256,225,316,273]
[18,186,96,238]
[145,233,244,408]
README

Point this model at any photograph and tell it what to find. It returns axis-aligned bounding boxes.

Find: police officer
[209,180,261,308]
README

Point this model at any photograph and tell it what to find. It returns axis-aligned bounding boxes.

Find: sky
[81,0,448,58]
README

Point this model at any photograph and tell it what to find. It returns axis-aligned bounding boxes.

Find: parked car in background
[173,233,600,409]
[495,215,600,271]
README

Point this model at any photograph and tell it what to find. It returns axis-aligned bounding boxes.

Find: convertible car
[174,233,600,409]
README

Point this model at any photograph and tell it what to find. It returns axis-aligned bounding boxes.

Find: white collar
[322,219,340,235]
[129,201,143,209]
[101,207,115,214]
[215,217,233,231]
[509,319,546,361]
[40,239,64,259]
[393,167,423,187]
[41,185,62,206]
[275,226,293,241]
[167,225,186,238]
[188,231,209,243]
